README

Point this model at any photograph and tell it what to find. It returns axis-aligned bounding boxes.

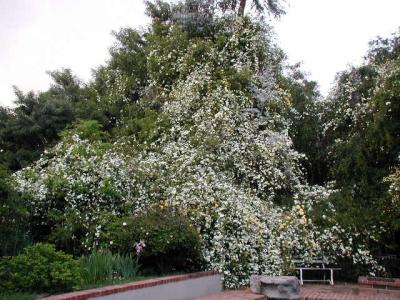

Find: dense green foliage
[322,32,400,256]
[280,64,328,185]
[0,165,30,256]
[0,243,81,293]
[0,69,106,172]
[102,208,202,273]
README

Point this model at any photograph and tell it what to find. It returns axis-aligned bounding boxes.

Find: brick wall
[358,276,400,289]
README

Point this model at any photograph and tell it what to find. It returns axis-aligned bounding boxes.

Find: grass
[79,275,155,290]
[0,293,36,300]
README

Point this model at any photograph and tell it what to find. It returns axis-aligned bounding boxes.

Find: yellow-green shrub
[0,243,81,293]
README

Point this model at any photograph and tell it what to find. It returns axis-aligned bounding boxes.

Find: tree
[146,0,285,20]
[0,69,105,171]
[0,165,30,256]
[0,87,75,170]
[281,64,328,185]
[216,0,285,16]
[323,30,400,255]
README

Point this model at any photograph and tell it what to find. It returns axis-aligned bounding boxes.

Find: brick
[358,276,400,289]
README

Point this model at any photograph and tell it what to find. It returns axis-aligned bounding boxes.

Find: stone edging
[358,276,400,289]
[42,270,221,300]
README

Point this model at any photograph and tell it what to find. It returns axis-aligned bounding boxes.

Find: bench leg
[300,269,303,285]
[330,269,334,285]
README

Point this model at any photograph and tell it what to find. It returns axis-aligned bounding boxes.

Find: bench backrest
[293,257,331,268]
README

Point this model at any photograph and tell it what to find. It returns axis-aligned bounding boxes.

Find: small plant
[80,251,139,286]
[0,243,81,293]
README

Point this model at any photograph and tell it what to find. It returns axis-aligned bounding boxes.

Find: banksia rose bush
[14,14,385,287]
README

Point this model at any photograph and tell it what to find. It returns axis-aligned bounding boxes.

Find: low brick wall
[43,271,222,300]
[358,276,400,289]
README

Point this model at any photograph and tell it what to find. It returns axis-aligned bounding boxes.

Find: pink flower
[135,240,146,255]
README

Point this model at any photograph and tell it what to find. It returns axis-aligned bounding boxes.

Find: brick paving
[195,289,264,300]
[197,284,400,300]
[301,284,400,300]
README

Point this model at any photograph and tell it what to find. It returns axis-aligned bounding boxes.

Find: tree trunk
[238,0,246,16]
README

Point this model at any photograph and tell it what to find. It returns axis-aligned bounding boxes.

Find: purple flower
[135,240,146,255]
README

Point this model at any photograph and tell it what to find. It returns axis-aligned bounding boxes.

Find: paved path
[196,284,400,300]
[195,290,264,299]
[301,284,400,300]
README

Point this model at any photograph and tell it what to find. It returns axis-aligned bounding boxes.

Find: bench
[294,257,341,285]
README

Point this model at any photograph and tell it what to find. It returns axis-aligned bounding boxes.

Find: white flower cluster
[324,56,399,139]
[14,134,140,250]
[385,165,400,206]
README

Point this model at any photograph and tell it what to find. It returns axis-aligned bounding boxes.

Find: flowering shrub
[385,165,400,213]
[14,10,387,287]
[14,121,140,254]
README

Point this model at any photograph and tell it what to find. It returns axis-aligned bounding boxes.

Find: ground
[196,284,400,300]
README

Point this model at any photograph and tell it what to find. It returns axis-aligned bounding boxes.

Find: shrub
[13,122,139,255]
[0,243,81,293]
[102,208,203,274]
[0,165,31,256]
[81,251,138,287]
